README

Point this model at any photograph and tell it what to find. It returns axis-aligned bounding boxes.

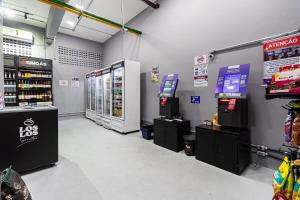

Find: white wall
[49,33,103,115]
[103,0,300,168]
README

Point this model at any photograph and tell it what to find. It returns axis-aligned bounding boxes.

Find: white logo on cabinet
[18,118,39,147]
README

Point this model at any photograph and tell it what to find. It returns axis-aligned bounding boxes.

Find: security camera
[208,53,215,61]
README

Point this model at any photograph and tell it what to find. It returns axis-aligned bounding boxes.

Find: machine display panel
[215,64,250,98]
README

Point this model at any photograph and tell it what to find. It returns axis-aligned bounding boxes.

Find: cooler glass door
[96,76,103,116]
[103,73,111,117]
[91,76,96,111]
[112,67,124,119]
[87,77,91,110]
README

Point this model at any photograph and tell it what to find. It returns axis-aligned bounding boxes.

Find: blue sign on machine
[191,96,200,104]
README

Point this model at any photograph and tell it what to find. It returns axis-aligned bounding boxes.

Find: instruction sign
[263,34,300,85]
[194,54,208,87]
[191,96,201,104]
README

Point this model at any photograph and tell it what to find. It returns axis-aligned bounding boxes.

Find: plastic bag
[283,167,294,199]
[0,168,32,200]
[285,111,294,143]
[292,114,300,147]
[273,156,291,194]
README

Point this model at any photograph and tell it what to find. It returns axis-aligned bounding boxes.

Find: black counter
[195,125,250,175]
[154,118,190,152]
[0,106,58,173]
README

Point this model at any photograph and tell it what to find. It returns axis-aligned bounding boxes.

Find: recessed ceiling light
[75,4,84,10]
[4,8,15,17]
[67,21,75,26]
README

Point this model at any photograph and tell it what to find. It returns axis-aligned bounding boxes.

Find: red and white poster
[194,54,208,87]
[263,34,300,85]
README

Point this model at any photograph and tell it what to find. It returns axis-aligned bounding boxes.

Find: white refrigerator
[110,60,140,133]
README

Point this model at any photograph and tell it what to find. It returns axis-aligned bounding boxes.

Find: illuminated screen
[223,74,241,93]
[163,80,173,96]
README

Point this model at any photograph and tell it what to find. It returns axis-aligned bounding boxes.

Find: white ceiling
[2,0,149,43]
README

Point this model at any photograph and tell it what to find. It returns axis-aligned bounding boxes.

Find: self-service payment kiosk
[159,74,179,118]
[154,74,191,152]
[195,64,251,175]
[215,64,250,128]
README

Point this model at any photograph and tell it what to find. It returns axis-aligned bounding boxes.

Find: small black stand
[154,118,190,152]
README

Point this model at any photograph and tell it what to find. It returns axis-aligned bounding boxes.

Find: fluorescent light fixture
[75,4,84,10]
[67,20,75,26]
[4,8,15,17]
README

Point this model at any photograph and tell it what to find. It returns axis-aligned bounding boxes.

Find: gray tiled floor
[23,117,274,199]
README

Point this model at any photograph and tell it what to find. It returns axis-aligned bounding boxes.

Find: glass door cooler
[86,71,97,121]
[101,67,112,129]
[112,65,124,119]
[110,60,140,133]
[86,72,92,119]
[94,70,103,124]
[3,55,18,106]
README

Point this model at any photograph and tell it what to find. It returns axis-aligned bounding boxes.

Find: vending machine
[101,67,112,129]
[110,60,140,133]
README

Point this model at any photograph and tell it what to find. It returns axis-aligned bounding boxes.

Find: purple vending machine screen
[160,74,179,97]
[215,64,250,98]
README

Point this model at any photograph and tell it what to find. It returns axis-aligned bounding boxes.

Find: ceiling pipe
[38,0,142,35]
[45,0,70,45]
[140,0,160,9]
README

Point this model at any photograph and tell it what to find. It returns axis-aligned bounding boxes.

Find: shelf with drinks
[18,80,52,90]
[4,93,17,104]
[18,71,52,79]
[4,70,17,80]
[113,108,122,118]
[18,91,52,102]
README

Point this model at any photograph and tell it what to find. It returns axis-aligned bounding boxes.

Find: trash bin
[141,124,154,140]
[183,134,196,156]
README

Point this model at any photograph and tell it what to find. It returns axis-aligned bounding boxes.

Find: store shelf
[18,78,52,81]
[265,93,300,100]
[19,99,52,103]
[4,78,17,80]
[19,88,51,91]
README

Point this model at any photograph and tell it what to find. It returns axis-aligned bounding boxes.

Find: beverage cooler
[3,55,18,106]
[101,67,112,129]
[110,60,140,133]
[3,55,53,107]
[94,70,103,124]
[86,71,97,121]
[85,60,140,133]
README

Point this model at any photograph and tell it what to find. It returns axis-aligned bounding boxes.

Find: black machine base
[154,118,190,152]
[195,125,250,175]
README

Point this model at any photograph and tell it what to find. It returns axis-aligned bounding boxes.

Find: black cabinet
[154,118,190,152]
[0,108,58,173]
[195,125,250,175]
